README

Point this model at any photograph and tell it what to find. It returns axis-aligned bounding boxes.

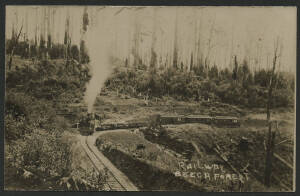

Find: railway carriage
[185,115,212,124]
[160,115,186,124]
[213,116,240,127]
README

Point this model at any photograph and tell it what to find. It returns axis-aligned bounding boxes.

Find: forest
[4,6,295,191]
[5,7,295,109]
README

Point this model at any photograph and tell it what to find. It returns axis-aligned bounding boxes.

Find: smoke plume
[83,9,113,113]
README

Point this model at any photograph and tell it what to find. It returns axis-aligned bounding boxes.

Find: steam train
[77,113,101,135]
[77,113,240,135]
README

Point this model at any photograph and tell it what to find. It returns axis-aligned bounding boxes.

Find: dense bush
[105,63,294,108]
[6,59,87,103]
[4,56,107,190]
[4,90,74,189]
[6,129,72,178]
[5,114,27,141]
[5,89,105,190]
[5,91,58,141]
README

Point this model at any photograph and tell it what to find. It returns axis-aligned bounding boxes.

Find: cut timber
[191,141,204,157]
[213,144,241,176]
[275,139,291,146]
[273,153,293,170]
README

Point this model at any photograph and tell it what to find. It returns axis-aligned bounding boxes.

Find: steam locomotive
[77,112,101,135]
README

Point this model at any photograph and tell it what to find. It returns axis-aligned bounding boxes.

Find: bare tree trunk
[204,16,216,77]
[172,8,178,69]
[196,12,203,68]
[150,8,158,69]
[264,39,279,187]
[191,10,197,71]
[133,16,141,67]
[8,26,23,70]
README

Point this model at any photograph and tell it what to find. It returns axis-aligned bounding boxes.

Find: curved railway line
[79,123,292,191]
[80,131,139,191]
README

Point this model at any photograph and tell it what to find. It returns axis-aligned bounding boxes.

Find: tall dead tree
[229,24,234,70]
[190,52,193,71]
[204,16,216,77]
[64,13,71,61]
[172,8,179,69]
[80,7,89,64]
[264,38,280,187]
[24,10,28,41]
[195,11,203,69]
[8,25,23,70]
[190,10,197,72]
[38,7,47,60]
[34,7,38,47]
[150,8,158,69]
[51,8,56,43]
[232,55,238,82]
[132,14,141,67]
[46,7,52,59]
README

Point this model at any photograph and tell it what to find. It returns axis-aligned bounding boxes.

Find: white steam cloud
[83,9,114,113]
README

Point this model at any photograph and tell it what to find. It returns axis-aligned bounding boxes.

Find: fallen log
[214,143,293,191]
[273,153,293,170]
[275,139,291,146]
[272,175,292,191]
[213,144,241,176]
[191,141,204,157]
[264,140,293,170]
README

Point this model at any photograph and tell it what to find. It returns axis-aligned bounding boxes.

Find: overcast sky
[6,6,296,72]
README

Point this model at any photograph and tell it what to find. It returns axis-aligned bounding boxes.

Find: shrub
[5,113,27,141]
[104,66,294,108]
[5,129,72,180]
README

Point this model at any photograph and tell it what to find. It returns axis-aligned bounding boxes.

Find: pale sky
[6,6,297,73]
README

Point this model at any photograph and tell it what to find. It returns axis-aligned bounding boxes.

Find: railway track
[80,133,138,191]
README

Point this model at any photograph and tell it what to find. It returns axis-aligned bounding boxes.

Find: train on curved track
[77,113,240,135]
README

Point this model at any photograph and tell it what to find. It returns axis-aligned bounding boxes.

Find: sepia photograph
[4,5,296,192]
